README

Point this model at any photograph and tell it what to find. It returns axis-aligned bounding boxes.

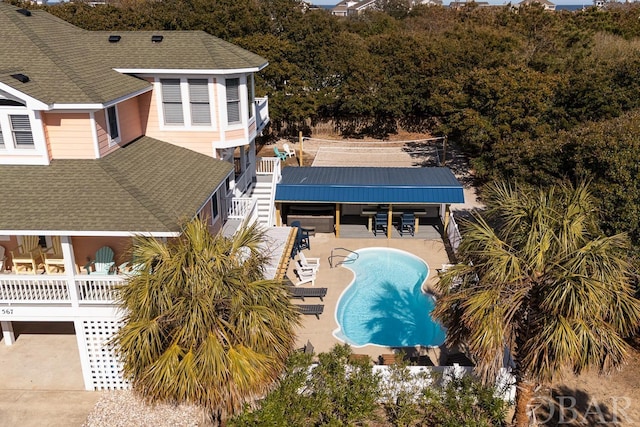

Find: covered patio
[274,167,465,239]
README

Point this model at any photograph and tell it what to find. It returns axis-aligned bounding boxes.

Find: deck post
[387,204,393,239]
[299,131,303,166]
[1,321,15,346]
[275,203,282,226]
[444,204,451,234]
[62,236,80,307]
[335,203,341,238]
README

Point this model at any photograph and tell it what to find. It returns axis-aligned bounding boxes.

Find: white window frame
[105,105,121,146]
[0,106,48,164]
[247,74,255,120]
[225,77,241,125]
[156,77,216,131]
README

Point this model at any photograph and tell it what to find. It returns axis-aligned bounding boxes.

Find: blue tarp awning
[275,167,465,204]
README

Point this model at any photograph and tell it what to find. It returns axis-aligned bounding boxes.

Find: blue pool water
[333,247,446,348]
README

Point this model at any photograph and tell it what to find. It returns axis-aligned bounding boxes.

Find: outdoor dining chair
[373,212,387,236]
[399,212,415,236]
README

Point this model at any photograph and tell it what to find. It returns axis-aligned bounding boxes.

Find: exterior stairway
[251,174,276,226]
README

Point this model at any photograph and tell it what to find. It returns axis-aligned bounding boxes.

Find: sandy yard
[262,132,640,426]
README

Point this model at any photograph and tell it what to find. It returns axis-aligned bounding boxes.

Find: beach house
[0,3,287,390]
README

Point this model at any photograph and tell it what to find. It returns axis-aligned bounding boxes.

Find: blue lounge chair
[273,146,287,161]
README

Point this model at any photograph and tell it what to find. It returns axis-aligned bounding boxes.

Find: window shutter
[0,128,4,148]
[10,115,34,147]
[188,79,211,125]
[161,79,184,125]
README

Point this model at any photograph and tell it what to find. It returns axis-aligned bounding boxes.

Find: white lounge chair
[283,143,296,158]
[298,252,320,273]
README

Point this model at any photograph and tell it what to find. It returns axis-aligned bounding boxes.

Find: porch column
[443,204,451,235]
[240,145,246,174]
[1,321,15,346]
[387,204,393,239]
[74,319,95,391]
[335,203,341,238]
[275,203,282,226]
[248,140,257,182]
[61,236,80,308]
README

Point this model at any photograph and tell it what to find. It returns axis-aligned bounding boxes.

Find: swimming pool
[333,247,446,348]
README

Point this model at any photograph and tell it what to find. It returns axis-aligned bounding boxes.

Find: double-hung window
[10,115,34,148]
[105,105,120,144]
[160,78,184,125]
[247,75,254,119]
[160,78,213,127]
[188,79,211,125]
[226,78,241,125]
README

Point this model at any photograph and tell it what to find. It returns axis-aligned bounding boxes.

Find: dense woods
[21,0,640,248]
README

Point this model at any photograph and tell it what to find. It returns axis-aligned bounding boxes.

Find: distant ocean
[315,4,588,11]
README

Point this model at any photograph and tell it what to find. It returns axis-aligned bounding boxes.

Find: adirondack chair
[84,246,115,275]
[283,143,296,158]
[298,252,320,273]
[273,146,287,161]
[10,236,41,273]
[42,236,65,273]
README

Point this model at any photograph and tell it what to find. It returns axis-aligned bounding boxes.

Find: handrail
[329,247,359,268]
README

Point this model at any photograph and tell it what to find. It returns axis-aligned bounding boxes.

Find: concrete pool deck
[289,231,452,363]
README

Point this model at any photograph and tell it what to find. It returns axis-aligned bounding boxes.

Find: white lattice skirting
[76,318,130,390]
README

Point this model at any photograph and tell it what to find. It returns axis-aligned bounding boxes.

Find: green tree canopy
[433,181,640,427]
[113,219,300,424]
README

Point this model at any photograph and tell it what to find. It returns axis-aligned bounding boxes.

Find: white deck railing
[227,197,256,219]
[0,274,124,305]
[255,97,269,133]
[0,275,70,303]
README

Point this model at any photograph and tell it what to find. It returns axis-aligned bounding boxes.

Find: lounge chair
[283,143,296,158]
[84,246,115,275]
[297,339,315,354]
[298,252,320,273]
[273,146,287,161]
[286,286,327,301]
[373,212,387,236]
[399,212,415,236]
[295,304,324,319]
[295,267,316,286]
[445,352,474,367]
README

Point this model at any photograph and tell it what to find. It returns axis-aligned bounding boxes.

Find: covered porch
[274,167,465,239]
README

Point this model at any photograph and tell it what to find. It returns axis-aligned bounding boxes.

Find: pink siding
[43,112,95,159]
[225,128,246,141]
[95,110,110,156]
[71,236,132,271]
[97,97,144,157]
[117,97,143,145]
[141,80,221,157]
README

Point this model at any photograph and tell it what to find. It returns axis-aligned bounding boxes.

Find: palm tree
[112,218,301,425]
[433,181,640,427]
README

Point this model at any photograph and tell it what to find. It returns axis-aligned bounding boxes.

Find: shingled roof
[0,136,233,235]
[0,3,268,106]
